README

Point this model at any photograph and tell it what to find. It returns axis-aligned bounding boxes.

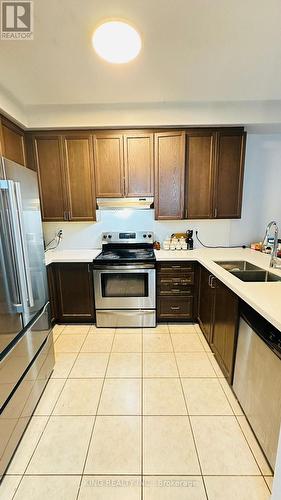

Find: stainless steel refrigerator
[0,157,54,479]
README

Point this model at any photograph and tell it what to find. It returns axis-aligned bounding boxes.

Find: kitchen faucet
[262,221,281,268]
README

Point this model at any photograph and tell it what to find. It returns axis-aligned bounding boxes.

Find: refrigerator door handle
[13,182,35,308]
[6,180,32,309]
[0,181,23,313]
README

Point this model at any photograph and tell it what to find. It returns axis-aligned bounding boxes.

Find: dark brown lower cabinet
[197,266,215,343]
[47,263,95,323]
[47,265,57,324]
[211,279,239,382]
[157,262,197,321]
[198,265,238,383]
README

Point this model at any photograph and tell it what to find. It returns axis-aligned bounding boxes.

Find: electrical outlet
[57,229,63,239]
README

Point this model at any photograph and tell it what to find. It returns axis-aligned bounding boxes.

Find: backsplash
[43,209,234,250]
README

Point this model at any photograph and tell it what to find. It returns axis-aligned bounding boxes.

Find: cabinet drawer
[159,262,194,273]
[158,277,194,295]
[158,296,194,319]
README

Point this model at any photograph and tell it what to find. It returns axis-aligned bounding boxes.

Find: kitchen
[1,1,281,499]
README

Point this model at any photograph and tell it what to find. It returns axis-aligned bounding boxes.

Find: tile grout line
[10,377,69,498]
[8,324,272,498]
[74,326,116,500]
[169,322,210,500]
[8,323,85,498]
[19,326,92,476]
[141,326,144,500]
[7,472,272,477]
[187,325,271,490]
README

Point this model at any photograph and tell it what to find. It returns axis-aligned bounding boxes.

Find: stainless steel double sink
[215,260,281,282]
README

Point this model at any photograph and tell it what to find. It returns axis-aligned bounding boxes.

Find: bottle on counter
[186,230,194,250]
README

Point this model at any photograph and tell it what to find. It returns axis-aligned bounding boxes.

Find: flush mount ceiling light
[92,21,141,64]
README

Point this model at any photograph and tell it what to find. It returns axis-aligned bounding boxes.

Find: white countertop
[45,247,281,332]
[45,249,101,266]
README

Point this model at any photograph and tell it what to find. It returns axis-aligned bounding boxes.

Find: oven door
[93,264,156,310]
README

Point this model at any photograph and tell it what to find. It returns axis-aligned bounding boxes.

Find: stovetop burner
[94,231,156,264]
[95,245,155,263]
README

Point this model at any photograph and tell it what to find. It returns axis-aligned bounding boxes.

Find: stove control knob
[143,234,147,238]
[108,234,112,239]
[103,234,107,239]
[148,234,152,238]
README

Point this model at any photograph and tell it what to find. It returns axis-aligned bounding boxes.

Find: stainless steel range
[93,231,156,327]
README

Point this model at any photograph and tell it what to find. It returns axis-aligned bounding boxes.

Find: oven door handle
[93,264,155,271]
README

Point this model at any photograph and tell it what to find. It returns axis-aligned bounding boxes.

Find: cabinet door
[33,135,67,221]
[198,266,214,343]
[63,134,96,221]
[212,279,238,382]
[1,118,26,166]
[47,265,57,324]
[154,131,185,219]
[93,133,124,197]
[214,131,246,218]
[124,132,154,197]
[54,263,95,323]
[185,131,216,219]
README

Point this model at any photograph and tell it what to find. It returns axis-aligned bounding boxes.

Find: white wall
[43,133,281,251]
[230,133,281,246]
[25,100,281,129]
[43,212,232,250]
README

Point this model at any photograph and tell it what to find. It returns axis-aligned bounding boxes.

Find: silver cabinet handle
[208,275,212,287]
[171,306,180,310]
[13,182,34,307]
[214,208,218,218]
[64,211,68,221]
[210,276,216,288]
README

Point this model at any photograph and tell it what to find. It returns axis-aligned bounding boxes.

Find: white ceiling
[0,0,281,127]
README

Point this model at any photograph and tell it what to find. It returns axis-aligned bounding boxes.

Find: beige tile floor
[1,322,273,500]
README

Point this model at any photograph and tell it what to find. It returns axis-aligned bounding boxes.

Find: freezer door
[2,159,48,326]
[0,181,23,353]
[0,324,54,478]
[0,302,51,411]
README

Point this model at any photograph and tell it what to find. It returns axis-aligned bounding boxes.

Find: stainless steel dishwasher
[233,301,281,470]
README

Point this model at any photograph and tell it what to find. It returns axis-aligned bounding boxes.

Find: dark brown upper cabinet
[93,132,124,197]
[33,134,67,221]
[124,132,154,197]
[32,132,96,221]
[0,116,26,166]
[62,133,96,221]
[185,128,246,219]
[215,130,246,218]
[185,131,216,219]
[93,131,154,198]
[154,131,185,220]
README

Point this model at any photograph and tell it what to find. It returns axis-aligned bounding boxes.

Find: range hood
[97,197,154,210]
